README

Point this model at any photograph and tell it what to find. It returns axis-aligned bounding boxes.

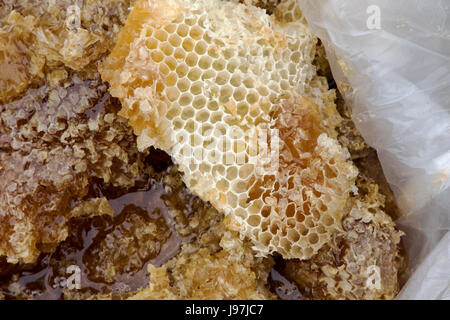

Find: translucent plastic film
[298,0,450,299]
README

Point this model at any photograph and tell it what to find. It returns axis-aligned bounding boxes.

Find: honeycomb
[355,153,400,220]
[84,204,170,284]
[0,76,147,263]
[334,93,399,218]
[0,0,406,300]
[100,0,358,260]
[0,0,132,104]
[274,0,307,24]
[335,94,373,160]
[131,220,275,300]
[70,198,115,219]
[282,180,406,299]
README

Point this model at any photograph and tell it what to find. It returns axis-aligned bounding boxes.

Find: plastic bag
[298,0,450,299]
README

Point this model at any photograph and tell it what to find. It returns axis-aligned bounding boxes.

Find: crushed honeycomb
[100,0,358,260]
[0,0,132,104]
[0,76,148,263]
[130,176,404,300]
[130,220,275,300]
[334,93,399,218]
[84,205,170,284]
[0,163,223,299]
[335,94,373,160]
[70,198,114,219]
[281,180,406,299]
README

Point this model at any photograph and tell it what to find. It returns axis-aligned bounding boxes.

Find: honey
[0,162,223,299]
[0,0,407,300]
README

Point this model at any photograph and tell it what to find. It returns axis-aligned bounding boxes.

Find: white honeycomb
[100,0,358,259]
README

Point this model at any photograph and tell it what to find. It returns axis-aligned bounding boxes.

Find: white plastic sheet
[297,0,450,299]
